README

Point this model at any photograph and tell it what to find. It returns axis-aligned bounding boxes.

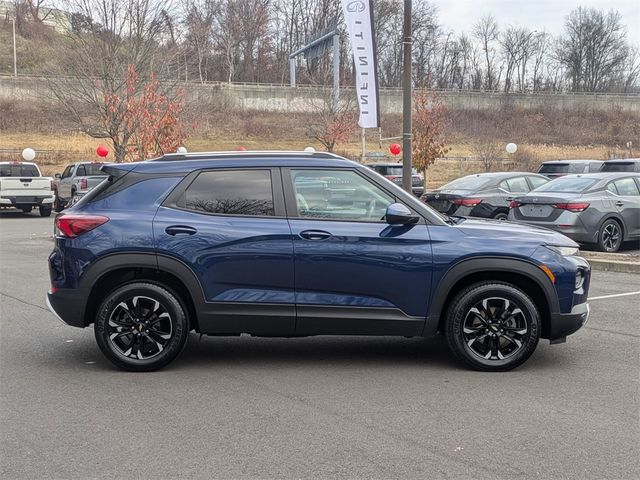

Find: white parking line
[588,291,640,301]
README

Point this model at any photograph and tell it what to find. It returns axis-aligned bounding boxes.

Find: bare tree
[47,0,179,161]
[557,7,629,92]
[473,14,499,90]
[306,89,357,153]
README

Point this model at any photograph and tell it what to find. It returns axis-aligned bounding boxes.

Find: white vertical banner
[342,0,380,128]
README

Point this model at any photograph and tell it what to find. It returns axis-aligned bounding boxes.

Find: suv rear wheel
[94,282,189,371]
[444,282,540,371]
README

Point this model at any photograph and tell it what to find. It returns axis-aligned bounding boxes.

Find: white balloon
[303,147,316,153]
[22,148,36,161]
[176,146,187,153]
[506,143,518,154]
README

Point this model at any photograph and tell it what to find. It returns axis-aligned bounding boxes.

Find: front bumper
[549,302,590,341]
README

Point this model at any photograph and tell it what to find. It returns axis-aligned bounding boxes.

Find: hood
[454,218,578,247]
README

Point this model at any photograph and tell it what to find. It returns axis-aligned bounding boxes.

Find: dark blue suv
[47,151,591,372]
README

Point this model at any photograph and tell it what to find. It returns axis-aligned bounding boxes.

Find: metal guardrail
[1,74,638,97]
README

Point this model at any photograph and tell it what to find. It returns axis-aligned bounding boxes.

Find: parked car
[421,172,550,220]
[47,151,591,372]
[537,160,604,179]
[0,161,54,216]
[600,159,640,173]
[508,173,640,252]
[365,163,424,196]
[54,162,108,211]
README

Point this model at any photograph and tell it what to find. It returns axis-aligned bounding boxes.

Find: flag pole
[402,0,412,193]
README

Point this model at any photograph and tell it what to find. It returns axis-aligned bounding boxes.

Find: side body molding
[422,257,559,337]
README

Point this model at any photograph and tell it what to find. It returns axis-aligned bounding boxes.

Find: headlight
[546,245,580,256]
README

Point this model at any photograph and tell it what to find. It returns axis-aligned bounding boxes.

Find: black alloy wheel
[95,282,189,371]
[445,282,540,371]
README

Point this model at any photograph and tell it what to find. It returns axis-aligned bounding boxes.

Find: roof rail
[150,150,345,162]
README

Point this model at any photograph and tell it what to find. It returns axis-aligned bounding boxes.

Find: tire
[94,282,190,372]
[444,282,541,372]
[597,218,623,252]
[493,211,509,221]
[39,205,52,217]
[21,206,32,213]
[54,194,64,212]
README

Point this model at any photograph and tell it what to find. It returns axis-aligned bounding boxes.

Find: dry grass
[1,132,614,187]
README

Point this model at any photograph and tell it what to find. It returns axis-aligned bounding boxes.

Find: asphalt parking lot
[1,212,638,479]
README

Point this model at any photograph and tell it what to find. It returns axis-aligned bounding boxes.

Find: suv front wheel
[94,282,189,371]
[445,282,540,371]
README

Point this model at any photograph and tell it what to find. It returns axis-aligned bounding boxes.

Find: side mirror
[385,203,419,226]
[55,173,61,179]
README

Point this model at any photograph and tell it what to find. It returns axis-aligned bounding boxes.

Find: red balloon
[236,146,247,151]
[96,145,109,158]
[389,143,401,156]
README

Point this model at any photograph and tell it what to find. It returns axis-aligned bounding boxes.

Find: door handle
[299,229,332,240]
[615,201,624,207]
[165,225,197,236]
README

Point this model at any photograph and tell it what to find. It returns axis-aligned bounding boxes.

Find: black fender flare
[79,252,207,322]
[423,257,559,337]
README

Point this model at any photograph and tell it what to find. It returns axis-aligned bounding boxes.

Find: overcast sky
[433,0,640,45]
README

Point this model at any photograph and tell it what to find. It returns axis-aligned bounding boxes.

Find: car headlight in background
[546,245,580,256]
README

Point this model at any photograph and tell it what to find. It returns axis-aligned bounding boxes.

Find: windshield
[538,163,569,174]
[601,162,635,172]
[440,175,491,191]
[0,163,39,177]
[534,177,597,193]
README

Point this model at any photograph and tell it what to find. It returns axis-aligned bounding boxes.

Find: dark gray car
[508,173,640,252]
[537,159,604,179]
[422,172,549,220]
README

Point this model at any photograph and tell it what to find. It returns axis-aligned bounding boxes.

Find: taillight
[55,214,109,238]
[554,203,590,212]
[80,178,88,189]
[509,200,520,209]
[452,198,482,207]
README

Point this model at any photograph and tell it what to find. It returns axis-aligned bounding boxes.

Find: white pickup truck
[0,161,55,217]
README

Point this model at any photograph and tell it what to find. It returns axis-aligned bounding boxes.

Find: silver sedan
[508,172,640,252]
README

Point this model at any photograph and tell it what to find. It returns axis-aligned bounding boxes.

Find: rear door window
[505,177,530,193]
[613,178,640,196]
[182,170,275,216]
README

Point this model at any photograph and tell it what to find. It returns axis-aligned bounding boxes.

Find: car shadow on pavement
[178,335,456,367]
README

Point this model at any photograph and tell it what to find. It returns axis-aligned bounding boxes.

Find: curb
[582,257,640,274]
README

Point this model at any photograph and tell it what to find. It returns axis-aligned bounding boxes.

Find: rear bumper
[46,289,87,328]
[549,302,590,341]
[0,194,54,206]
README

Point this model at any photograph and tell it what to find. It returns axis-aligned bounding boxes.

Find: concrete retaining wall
[1,76,639,113]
